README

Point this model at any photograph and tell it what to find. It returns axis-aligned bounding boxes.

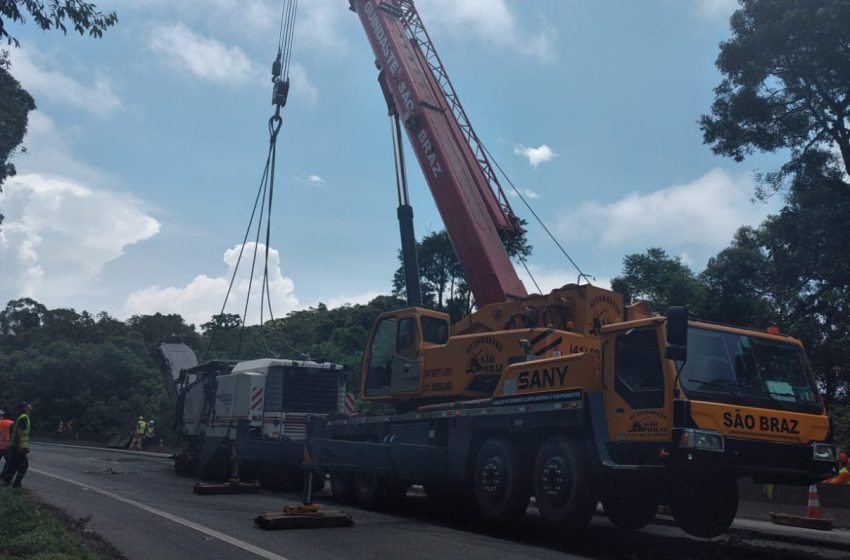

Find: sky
[0,0,784,327]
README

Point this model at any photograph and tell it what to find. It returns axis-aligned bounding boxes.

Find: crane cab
[361,307,451,399]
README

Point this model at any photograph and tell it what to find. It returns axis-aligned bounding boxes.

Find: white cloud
[692,0,738,20]
[15,112,108,184]
[0,175,160,301]
[554,168,773,264]
[148,23,260,86]
[508,188,540,199]
[9,47,122,118]
[288,62,319,107]
[296,0,350,54]
[417,0,555,61]
[514,144,557,168]
[123,242,299,326]
[296,173,325,186]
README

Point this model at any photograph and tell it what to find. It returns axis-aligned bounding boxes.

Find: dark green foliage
[0,0,118,47]
[201,296,407,391]
[0,300,167,434]
[0,50,35,226]
[128,312,200,349]
[699,227,777,328]
[392,225,533,321]
[700,0,850,195]
[611,248,706,313]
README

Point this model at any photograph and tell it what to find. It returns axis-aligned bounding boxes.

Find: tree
[611,248,706,313]
[1,1,118,47]
[392,224,533,321]
[0,50,34,226]
[700,0,850,196]
[699,226,777,328]
[0,0,117,227]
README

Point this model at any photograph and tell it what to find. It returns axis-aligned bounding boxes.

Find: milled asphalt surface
[22,442,850,560]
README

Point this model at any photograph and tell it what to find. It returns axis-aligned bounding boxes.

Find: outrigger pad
[770,512,833,531]
[255,504,353,530]
[193,480,261,495]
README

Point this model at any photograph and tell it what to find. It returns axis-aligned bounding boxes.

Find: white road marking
[31,468,291,560]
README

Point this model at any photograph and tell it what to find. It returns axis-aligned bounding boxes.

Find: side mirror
[666,306,688,346]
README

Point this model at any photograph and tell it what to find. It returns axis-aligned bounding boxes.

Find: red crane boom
[350,0,528,306]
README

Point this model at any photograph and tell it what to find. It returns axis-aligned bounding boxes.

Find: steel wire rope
[481,144,593,287]
[202,146,273,361]
[204,0,305,361]
[257,0,312,360]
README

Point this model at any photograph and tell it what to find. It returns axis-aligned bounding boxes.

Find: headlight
[679,429,724,452]
[812,443,837,462]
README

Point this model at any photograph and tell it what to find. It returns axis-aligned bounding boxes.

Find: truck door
[604,327,672,442]
[390,316,421,393]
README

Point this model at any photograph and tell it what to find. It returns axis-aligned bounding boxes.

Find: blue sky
[0,0,783,327]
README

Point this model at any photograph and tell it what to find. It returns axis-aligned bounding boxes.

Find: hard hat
[149,420,154,424]
[138,416,144,420]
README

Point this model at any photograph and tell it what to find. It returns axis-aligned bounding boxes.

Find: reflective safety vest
[0,419,13,449]
[135,420,146,434]
[10,413,30,450]
[145,424,155,438]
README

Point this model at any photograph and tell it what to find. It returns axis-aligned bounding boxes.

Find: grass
[0,487,100,560]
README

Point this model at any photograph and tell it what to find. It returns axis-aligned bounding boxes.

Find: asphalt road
[24,443,850,560]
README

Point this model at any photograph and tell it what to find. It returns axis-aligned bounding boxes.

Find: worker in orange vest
[0,410,13,478]
[823,451,850,485]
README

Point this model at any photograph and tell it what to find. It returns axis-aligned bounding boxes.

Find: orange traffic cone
[807,484,822,519]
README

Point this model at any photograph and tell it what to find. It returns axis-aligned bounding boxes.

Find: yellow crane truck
[303,0,840,539]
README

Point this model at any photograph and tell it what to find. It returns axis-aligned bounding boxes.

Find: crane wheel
[533,438,596,529]
[473,438,531,522]
[670,475,738,539]
[330,472,356,504]
[353,472,406,509]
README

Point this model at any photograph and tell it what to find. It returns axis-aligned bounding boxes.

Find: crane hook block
[272,78,290,108]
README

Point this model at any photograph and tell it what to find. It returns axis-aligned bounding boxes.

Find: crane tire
[533,438,596,529]
[473,438,531,522]
[330,471,356,504]
[670,475,738,539]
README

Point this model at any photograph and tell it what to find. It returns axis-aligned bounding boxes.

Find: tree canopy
[0,0,117,228]
[700,0,850,195]
[0,0,117,47]
[392,226,533,321]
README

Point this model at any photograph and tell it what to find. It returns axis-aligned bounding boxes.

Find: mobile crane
[304,0,839,538]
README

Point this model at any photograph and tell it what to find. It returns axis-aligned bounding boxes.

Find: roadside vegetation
[0,489,106,560]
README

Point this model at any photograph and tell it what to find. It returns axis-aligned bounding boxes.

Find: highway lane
[26,443,582,560]
[25,442,850,560]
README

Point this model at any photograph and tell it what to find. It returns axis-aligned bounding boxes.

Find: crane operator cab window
[421,315,449,345]
[614,328,664,409]
[390,317,421,393]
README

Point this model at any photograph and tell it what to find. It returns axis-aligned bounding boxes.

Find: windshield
[679,326,821,413]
